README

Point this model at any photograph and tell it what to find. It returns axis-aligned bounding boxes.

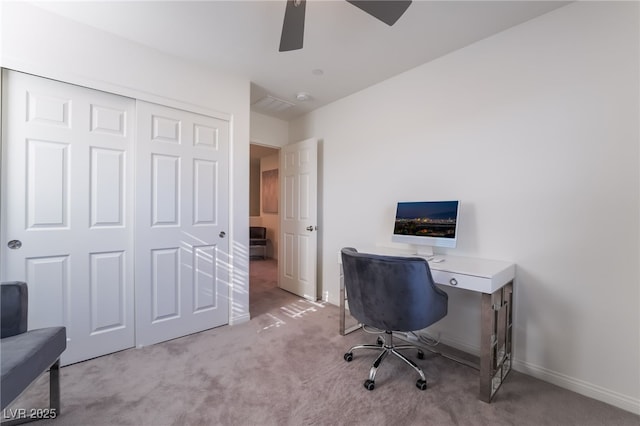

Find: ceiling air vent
[252,95,295,113]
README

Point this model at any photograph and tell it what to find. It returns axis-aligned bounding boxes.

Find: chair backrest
[341,247,448,332]
[1,282,28,338]
[250,226,267,239]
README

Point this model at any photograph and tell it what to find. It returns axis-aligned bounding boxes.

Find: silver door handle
[219,231,226,238]
[7,240,22,249]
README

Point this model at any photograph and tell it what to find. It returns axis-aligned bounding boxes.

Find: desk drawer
[432,270,492,293]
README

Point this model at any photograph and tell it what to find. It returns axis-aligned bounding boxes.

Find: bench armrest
[1,281,28,338]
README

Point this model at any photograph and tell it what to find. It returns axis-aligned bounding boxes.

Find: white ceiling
[33,0,571,121]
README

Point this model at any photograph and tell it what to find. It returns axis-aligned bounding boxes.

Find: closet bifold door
[1,70,136,365]
[134,101,230,347]
[1,72,232,362]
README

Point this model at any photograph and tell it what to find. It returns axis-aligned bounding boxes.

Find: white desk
[338,248,516,402]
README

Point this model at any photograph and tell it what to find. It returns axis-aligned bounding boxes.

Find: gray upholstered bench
[1,282,66,425]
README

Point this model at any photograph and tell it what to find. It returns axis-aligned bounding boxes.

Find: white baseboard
[513,359,640,415]
[229,312,250,326]
[431,333,480,356]
[427,332,639,415]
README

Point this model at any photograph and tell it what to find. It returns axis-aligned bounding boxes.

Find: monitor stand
[414,245,434,258]
[414,246,444,262]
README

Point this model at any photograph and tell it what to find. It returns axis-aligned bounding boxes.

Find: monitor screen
[391,201,460,254]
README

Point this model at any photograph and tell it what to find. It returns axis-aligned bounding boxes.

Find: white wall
[290,1,639,414]
[1,2,251,324]
[250,111,289,148]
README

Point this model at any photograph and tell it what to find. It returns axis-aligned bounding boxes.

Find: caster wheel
[417,350,424,360]
[364,379,375,391]
[344,352,353,362]
[376,337,384,346]
[416,379,427,390]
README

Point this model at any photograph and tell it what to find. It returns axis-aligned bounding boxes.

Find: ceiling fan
[279,0,412,52]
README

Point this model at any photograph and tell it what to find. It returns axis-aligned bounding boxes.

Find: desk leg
[340,267,346,335]
[339,264,362,336]
[480,281,514,402]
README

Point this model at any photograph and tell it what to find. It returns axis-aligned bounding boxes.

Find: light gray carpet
[6,259,639,425]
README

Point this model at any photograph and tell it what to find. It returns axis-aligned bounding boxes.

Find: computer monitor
[391,200,460,257]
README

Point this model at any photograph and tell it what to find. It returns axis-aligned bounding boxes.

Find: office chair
[341,247,448,390]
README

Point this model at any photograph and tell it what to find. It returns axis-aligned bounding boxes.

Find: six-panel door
[279,138,318,300]
[134,101,230,347]
[1,71,136,365]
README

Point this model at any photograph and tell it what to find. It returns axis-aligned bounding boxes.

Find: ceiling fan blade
[279,0,307,52]
[346,0,412,26]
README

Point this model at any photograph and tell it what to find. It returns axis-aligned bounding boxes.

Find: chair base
[344,331,427,390]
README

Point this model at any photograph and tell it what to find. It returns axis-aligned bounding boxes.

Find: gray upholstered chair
[1,282,66,422]
[249,226,268,259]
[341,247,448,391]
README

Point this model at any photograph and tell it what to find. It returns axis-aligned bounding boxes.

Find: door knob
[219,231,226,238]
[7,240,22,249]
[306,226,316,232]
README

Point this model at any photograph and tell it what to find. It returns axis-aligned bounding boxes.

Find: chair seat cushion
[250,238,267,246]
[1,327,66,409]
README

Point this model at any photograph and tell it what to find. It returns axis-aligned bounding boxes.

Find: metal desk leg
[480,281,514,402]
[339,264,361,336]
[340,269,346,335]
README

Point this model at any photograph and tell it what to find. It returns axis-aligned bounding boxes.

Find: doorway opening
[249,143,280,315]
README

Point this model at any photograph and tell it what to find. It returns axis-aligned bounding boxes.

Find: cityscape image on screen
[393,201,459,239]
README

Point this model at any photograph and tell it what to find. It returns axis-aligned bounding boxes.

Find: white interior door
[1,71,135,365]
[135,101,230,347]
[279,138,318,300]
